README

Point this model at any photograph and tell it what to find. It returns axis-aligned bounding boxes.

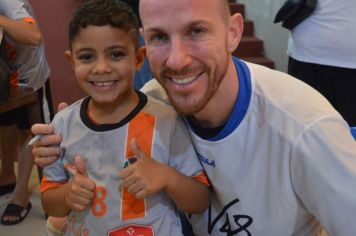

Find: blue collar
[187,57,252,141]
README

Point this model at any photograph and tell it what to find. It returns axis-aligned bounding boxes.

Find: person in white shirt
[288,0,356,126]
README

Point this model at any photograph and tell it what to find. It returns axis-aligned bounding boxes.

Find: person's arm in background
[0,14,41,46]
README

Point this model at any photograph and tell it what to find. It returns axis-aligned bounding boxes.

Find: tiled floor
[0,165,46,236]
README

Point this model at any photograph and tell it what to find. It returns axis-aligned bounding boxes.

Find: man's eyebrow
[144,20,209,33]
[143,27,163,34]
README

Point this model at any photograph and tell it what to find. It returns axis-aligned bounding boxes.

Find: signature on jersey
[203,198,253,235]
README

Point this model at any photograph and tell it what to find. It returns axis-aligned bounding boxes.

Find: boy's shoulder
[52,97,85,120]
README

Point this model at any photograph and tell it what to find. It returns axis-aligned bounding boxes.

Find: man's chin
[170,98,206,116]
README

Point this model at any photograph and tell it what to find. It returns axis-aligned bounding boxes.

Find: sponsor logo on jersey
[197,153,216,167]
[108,224,154,236]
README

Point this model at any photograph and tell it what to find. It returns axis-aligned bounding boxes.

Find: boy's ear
[135,46,146,70]
[64,50,75,68]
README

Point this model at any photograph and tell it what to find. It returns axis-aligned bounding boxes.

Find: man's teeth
[171,76,196,85]
[92,81,114,86]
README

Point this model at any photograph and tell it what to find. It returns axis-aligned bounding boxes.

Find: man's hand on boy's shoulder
[31,102,69,167]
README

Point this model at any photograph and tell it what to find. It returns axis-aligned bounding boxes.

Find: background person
[0,0,54,225]
[287,0,356,126]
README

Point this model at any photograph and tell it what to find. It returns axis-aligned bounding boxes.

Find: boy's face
[66,25,144,106]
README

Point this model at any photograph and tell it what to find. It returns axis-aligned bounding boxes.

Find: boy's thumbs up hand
[64,155,96,212]
[119,138,170,199]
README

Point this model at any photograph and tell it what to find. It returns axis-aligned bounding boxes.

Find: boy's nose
[93,58,112,74]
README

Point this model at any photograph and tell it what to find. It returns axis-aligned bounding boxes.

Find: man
[32,0,356,235]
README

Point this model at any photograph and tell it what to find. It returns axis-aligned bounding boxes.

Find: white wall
[238,0,290,72]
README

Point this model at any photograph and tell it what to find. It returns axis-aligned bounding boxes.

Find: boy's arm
[0,15,41,46]
[159,165,210,213]
[41,183,71,217]
[119,140,210,213]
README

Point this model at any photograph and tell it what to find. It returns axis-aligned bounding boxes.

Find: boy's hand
[31,102,68,167]
[64,155,96,212]
[119,139,170,199]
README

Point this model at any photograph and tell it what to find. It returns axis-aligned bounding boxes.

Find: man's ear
[136,46,146,70]
[64,50,75,68]
[227,13,244,53]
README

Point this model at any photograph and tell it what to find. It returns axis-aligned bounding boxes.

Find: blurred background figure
[0,0,54,225]
[287,0,356,126]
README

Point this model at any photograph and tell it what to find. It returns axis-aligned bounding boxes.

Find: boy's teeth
[172,76,195,85]
[93,81,114,86]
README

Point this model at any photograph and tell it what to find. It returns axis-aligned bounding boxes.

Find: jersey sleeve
[0,0,33,21]
[290,116,356,235]
[168,116,210,187]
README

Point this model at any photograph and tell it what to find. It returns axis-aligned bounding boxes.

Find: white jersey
[41,92,207,236]
[0,0,50,90]
[142,58,356,235]
[287,0,356,69]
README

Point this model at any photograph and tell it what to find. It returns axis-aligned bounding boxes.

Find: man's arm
[31,123,62,167]
[0,15,41,45]
[31,103,69,167]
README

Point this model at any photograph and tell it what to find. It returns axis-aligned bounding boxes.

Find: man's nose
[166,38,192,71]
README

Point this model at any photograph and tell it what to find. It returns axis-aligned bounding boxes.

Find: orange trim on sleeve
[22,17,36,24]
[121,112,156,221]
[40,176,66,193]
[193,171,211,187]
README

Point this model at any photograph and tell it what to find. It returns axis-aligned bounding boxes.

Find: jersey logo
[108,224,154,236]
[197,152,216,167]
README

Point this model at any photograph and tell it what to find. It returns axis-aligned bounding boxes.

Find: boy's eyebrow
[74,45,127,54]
[74,47,94,54]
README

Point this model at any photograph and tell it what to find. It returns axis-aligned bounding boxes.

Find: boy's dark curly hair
[69,0,140,50]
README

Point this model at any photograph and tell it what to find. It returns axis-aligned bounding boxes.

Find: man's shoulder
[246,62,341,125]
[140,79,171,106]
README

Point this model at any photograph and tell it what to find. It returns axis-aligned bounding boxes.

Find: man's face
[140,0,232,115]
[67,25,144,107]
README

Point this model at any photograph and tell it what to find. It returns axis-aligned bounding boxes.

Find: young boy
[40,0,210,235]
